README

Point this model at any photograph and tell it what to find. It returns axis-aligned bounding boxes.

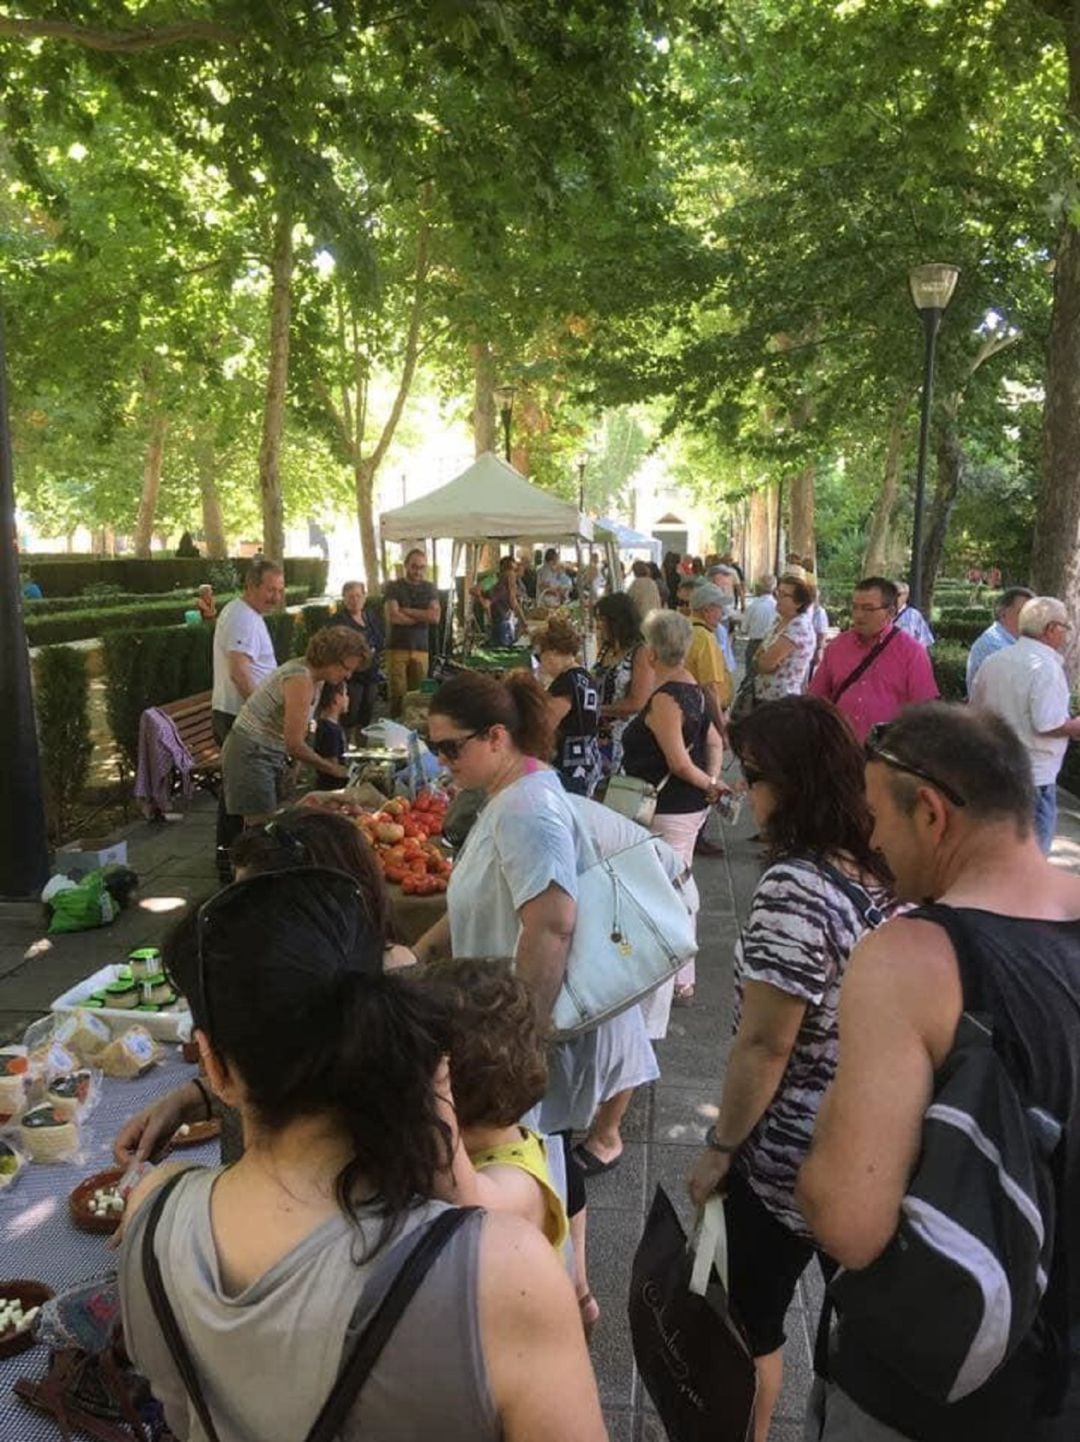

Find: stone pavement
[3,785,1080,1440]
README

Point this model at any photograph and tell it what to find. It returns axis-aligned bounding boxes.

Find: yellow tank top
[468,1128,570,1251]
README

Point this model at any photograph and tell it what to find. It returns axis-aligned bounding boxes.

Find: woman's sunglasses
[430,729,487,761]
[865,723,967,807]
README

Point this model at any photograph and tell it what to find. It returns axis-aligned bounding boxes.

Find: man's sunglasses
[865,723,967,807]
[430,729,487,761]
[191,866,371,1036]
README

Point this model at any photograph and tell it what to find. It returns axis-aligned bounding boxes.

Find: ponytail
[430,669,554,760]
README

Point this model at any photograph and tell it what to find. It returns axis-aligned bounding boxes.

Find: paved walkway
[3,785,1080,1440]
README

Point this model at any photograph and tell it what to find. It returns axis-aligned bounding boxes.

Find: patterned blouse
[732,857,898,1237]
[754,610,816,701]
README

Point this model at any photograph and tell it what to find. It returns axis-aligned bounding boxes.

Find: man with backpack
[797,703,1080,1441]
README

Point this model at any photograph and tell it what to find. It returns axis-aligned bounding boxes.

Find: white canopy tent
[380,452,595,655]
[594,516,662,565]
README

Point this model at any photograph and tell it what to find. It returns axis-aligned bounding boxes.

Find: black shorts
[725,1168,815,1356]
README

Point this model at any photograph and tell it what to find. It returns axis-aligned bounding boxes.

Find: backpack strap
[830,624,900,704]
[143,1184,477,1442]
[809,858,887,930]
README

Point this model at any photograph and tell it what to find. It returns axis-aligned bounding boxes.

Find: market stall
[380,452,594,658]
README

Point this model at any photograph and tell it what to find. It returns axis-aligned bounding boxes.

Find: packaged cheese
[98,1025,161,1080]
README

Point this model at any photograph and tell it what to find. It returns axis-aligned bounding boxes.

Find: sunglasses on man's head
[193,867,372,1036]
[865,723,967,807]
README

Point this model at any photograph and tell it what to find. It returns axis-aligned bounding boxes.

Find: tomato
[410,858,427,875]
[429,876,448,893]
[385,865,408,884]
[414,792,431,812]
[426,818,443,835]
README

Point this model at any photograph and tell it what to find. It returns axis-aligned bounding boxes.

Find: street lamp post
[576,452,587,514]
[0,308,50,899]
[908,263,960,608]
[493,384,516,464]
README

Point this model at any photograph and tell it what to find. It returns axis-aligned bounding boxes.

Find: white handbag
[551,821,698,1040]
[601,771,670,828]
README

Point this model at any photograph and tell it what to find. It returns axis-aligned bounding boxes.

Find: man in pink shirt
[808,577,938,741]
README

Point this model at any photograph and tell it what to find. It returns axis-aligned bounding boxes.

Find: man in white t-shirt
[970,594,1080,853]
[211,558,284,875]
[742,574,777,670]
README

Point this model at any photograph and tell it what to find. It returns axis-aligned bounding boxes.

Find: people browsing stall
[485,555,528,646]
[594,592,655,775]
[537,618,603,797]
[118,871,606,1442]
[312,682,349,789]
[221,627,368,824]
[412,670,673,1334]
[384,548,440,714]
[687,696,896,1442]
[752,573,817,701]
[536,548,572,607]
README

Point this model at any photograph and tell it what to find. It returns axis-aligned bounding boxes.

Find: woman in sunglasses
[413,668,665,1334]
[686,695,897,1442]
[117,870,605,1442]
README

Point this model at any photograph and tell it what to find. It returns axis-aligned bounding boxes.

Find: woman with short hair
[221,627,368,823]
[752,572,816,701]
[687,696,897,1442]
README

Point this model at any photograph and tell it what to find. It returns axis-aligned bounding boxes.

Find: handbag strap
[142,1174,476,1442]
[808,857,887,930]
[830,624,899,703]
[690,1196,729,1295]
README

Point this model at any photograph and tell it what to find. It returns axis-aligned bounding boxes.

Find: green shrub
[1059,743,1080,799]
[103,625,216,771]
[934,617,984,647]
[24,587,307,646]
[932,642,968,702]
[20,555,327,598]
[35,646,94,841]
[293,602,334,655]
[265,610,298,662]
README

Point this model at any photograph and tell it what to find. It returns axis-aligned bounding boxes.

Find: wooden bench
[158,690,221,794]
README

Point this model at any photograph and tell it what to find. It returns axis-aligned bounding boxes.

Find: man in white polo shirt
[212,558,284,876]
[970,594,1080,852]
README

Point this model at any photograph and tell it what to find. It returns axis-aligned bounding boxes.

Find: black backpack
[826,906,1064,1409]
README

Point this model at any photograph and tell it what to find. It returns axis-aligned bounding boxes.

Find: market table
[0,1051,217,1441]
[387,884,447,946]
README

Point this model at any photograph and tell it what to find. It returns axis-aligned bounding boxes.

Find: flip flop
[573,1143,623,1177]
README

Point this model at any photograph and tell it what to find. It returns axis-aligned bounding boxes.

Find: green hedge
[35,646,93,841]
[103,625,216,771]
[19,555,327,599]
[25,587,307,646]
[932,642,968,702]
[934,617,984,647]
[25,588,200,616]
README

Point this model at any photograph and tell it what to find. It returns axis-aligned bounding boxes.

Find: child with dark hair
[422,956,569,1251]
[312,680,349,788]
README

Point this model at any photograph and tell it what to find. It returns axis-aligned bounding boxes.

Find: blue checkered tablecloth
[0,1051,218,1440]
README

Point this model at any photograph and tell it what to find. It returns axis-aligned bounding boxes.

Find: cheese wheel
[19,1104,78,1162]
[0,1049,28,1117]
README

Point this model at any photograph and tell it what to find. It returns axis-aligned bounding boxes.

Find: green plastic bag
[47,869,118,935]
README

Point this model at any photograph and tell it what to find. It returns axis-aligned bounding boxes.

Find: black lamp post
[908,263,960,608]
[0,309,50,898]
[493,384,516,464]
[576,452,588,514]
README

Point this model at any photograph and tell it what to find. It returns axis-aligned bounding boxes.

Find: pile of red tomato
[356,791,452,895]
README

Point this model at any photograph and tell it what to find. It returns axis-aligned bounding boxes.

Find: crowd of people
[129,550,1080,1442]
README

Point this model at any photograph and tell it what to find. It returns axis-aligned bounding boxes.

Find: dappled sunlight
[5,1195,57,1240]
[23,938,51,960]
[661,1100,718,1144]
[138,896,188,914]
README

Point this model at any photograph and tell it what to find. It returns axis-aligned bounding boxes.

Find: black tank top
[620,681,708,814]
[833,902,1080,1441]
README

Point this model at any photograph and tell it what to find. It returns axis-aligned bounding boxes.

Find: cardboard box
[55,836,128,879]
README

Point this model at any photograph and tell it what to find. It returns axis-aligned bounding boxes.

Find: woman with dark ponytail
[117,869,605,1442]
[415,669,670,1334]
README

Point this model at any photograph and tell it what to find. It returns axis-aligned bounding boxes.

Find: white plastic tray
[50,964,192,1042]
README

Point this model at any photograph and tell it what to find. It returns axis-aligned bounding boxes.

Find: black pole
[500,406,512,463]
[0,310,50,899]
[774,476,785,575]
[578,460,586,514]
[910,306,942,609]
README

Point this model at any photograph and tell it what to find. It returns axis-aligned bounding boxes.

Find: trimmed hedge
[35,646,93,840]
[103,624,216,771]
[20,555,328,599]
[932,642,968,702]
[25,588,201,616]
[25,587,307,646]
[934,617,984,647]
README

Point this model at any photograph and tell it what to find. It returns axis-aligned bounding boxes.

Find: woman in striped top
[687,695,898,1442]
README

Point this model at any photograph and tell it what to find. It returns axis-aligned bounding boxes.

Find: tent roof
[380,452,592,543]
[595,516,662,557]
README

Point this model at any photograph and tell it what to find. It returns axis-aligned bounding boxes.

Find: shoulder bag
[830,625,900,704]
[141,1172,477,1442]
[551,806,697,1039]
[602,771,669,828]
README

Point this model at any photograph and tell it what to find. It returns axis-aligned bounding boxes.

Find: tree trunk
[789,465,815,564]
[257,204,293,564]
[471,342,497,455]
[133,412,169,558]
[197,440,228,558]
[863,401,907,576]
[918,421,966,615]
[748,487,772,580]
[355,457,380,590]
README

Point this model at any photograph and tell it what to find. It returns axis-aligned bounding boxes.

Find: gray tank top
[118,1169,498,1442]
[232,658,312,752]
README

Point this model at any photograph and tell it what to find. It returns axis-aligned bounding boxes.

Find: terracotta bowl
[69,1167,126,1236]
[0,1280,55,1357]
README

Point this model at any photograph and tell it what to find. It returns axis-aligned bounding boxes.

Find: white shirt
[970,636,1070,786]
[212,597,277,716]
[744,593,778,641]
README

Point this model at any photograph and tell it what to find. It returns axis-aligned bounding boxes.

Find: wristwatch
[704,1124,738,1155]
